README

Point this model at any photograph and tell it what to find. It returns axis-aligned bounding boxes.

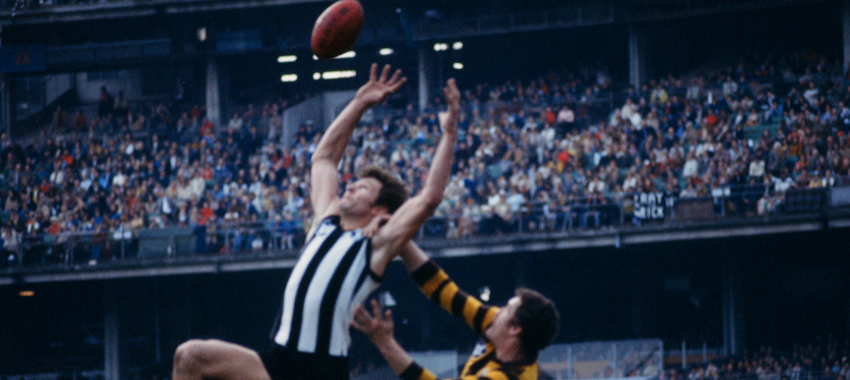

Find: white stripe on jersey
[274,219,334,347]
[296,230,360,352]
[273,217,379,357]
[329,243,372,355]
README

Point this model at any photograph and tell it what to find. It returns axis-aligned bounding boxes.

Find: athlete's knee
[174,339,210,371]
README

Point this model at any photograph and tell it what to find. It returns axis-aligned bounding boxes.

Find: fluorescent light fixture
[313,72,321,80]
[433,43,448,51]
[322,70,357,80]
[453,62,464,70]
[280,74,298,82]
[313,51,356,60]
[277,55,297,63]
[453,41,463,50]
[379,48,394,56]
[336,51,356,59]
[19,290,34,297]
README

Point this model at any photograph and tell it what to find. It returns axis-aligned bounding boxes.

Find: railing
[1,185,845,270]
[0,220,306,268]
[412,6,617,40]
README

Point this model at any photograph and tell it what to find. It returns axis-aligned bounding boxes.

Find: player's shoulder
[313,215,341,236]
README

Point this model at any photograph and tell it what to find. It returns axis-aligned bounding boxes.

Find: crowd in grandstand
[675,340,849,380]
[2,51,850,265]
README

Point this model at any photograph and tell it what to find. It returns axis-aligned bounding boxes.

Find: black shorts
[259,344,349,380]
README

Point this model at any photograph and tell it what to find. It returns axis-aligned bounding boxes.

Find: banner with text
[634,192,668,221]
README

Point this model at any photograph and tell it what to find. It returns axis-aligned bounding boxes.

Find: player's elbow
[420,190,443,211]
[311,151,334,164]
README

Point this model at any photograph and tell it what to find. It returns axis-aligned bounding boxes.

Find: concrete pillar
[843,0,850,72]
[205,58,221,130]
[0,26,6,139]
[104,283,120,380]
[628,24,649,89]
[418,48,430,112]
[721,254,743,356]
[2,74,8,138]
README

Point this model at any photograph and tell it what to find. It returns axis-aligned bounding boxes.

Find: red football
[311,0,365,60]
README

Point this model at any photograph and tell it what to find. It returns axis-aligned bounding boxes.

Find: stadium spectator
[3,49,850,266]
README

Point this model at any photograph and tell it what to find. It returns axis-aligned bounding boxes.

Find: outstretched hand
[438,78,460,134]
[355,63,408,107]
[351,299,395,343]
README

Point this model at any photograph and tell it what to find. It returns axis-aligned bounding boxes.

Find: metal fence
[538,339,664,380]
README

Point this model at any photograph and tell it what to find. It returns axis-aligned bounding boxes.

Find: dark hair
[513,287,560,359]
[357,165,409,214]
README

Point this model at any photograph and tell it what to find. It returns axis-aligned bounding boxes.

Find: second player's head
[340,165,409,218]
[485,287,560,361]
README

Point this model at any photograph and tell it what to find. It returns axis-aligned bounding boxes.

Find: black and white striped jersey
[272,216,381,357]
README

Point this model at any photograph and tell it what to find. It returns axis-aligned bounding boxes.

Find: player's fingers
[379,64,391,83]
[389,77,408,93]
[353,304,366,318]
[352,306,366,324]
[369,63,378,82]
[447,79,459,98]
[388,69,403,85]
[383,309,392,321]
[370,298,381,316]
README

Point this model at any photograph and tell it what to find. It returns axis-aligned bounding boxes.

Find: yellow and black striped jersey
[398,260,540,380]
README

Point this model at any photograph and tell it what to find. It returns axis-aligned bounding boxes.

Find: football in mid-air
[310,0,364,60]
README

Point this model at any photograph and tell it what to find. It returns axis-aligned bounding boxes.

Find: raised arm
[352,297,509,380]
[403,242,497,334]
[370,79,460,271]
[310,64,407,228]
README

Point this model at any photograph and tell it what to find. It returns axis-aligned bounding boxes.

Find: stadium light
[379,48,394,56]
[322,70,357,80]
[313,72,321,80]
[197,27,207,42]
[453,41,463,50]
[433,43,448,51]
[277,55,297,63]
[336,51,356,59]
[453,62,464,70]
[280,74,298,83]
[19,290,34,297]
[314,51,356,60]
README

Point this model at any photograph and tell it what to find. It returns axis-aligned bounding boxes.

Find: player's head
[486,287,560,360]
[341,165,409,217]
[513,288,559,358]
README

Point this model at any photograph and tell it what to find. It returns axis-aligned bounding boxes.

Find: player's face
[340,177,382,216]
[485,296,522,342]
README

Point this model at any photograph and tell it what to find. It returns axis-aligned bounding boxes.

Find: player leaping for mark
[171,64,461,380]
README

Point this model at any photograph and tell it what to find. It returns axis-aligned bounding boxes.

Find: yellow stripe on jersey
[418,270,448,298]
[411,260,497,334]
[403,260,537,380]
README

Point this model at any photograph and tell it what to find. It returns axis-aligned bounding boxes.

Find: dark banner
[0,45,47,74]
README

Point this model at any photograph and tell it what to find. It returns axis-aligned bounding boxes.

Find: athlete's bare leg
[173,339,272,380]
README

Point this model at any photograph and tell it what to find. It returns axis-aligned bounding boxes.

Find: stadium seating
[2,51,850,267]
